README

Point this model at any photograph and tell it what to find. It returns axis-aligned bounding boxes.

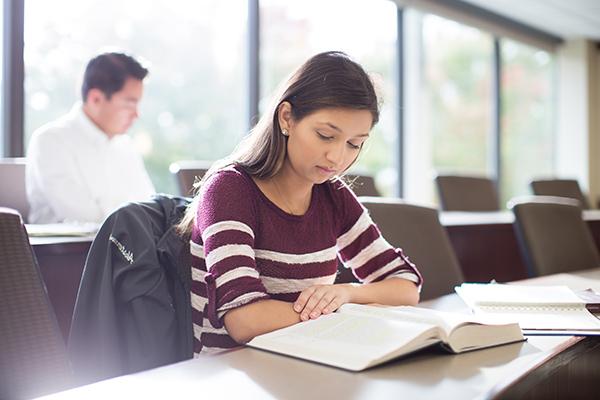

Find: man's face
[94,78,144,137]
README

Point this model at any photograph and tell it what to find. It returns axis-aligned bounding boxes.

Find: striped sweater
[190,165,422,355]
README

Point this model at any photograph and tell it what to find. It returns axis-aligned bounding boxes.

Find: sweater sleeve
[334,183,423,289]
[193,170,270,327]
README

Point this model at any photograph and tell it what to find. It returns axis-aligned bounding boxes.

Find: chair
[169,160,213,196]
[358,197,464,300]
[509,196,600,277]
[0,158,30,222]
[346,174,381,197]
[0,208,72,399]
[435,175,500,211]
[530,178,591,209]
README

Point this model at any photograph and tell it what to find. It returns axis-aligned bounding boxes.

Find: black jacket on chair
[68,194,193,385]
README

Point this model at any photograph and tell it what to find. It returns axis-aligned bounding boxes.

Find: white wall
[556,39,600,205]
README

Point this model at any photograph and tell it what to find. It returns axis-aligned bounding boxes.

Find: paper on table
[455,283,600,332]
[456,283,584,306]
[25,223,99,237]
[512,273,600,293]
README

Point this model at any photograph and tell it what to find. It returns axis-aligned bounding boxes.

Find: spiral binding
[478,304,586,312]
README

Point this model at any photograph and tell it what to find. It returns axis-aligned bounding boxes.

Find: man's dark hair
[81,52,148,101]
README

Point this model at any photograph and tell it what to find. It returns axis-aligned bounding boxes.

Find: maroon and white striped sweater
[190,165,422,355]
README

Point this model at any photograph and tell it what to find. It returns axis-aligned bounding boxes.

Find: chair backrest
[530,179,590,209]
[0,158,30,222]
[0,208,72,399]
[169,160,213,196]
[359,197,464,300]
[346,174,381,197]
[509,196,600,277]
[435,175,500,211]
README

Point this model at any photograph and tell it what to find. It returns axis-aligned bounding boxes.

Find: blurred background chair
[0,208,72,399]
[530,178,591,209]
[345,174,381,197]
[355,197,464,300]
[0,158,30,222]
[435,175,500,211]
[509,196,600,277]
[169,160,213,196]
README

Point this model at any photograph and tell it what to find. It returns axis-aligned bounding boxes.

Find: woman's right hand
[293,284,354,321]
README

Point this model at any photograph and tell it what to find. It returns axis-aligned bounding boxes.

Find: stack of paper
[455,283,600,335]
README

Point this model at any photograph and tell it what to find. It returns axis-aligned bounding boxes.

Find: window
[500,39,555,205]
[260,0,399,195]
[24,0,247,193]
[405,13,493,205]
[21,1,559,201]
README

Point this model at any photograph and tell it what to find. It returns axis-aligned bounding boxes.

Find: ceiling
[460,0,600,40]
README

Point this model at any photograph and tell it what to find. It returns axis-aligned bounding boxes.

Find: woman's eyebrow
[320,122,342,132]
[319,122,370,137]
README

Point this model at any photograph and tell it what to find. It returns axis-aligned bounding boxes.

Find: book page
[338,304,505,338]
[248,311,441,371]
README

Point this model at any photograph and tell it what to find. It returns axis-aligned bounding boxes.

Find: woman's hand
[293,284,354,321]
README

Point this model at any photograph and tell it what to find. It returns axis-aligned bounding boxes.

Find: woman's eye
[347,142,361,150]
[317,132,333,140]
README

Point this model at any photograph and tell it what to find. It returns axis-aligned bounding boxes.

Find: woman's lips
[317,166,336,175]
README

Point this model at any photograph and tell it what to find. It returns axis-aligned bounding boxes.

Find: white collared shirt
[26,103,156,223]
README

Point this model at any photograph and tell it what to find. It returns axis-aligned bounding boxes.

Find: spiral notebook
[455,283,600,335]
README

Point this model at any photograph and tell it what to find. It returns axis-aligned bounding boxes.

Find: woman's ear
[277,101,293,133]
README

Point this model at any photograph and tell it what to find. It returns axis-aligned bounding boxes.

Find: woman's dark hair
[81,52,148,101]
[178,51,380,236]
[237,50,380,178]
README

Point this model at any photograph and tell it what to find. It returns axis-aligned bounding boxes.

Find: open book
[247,304,523,371]
[456,283,600,334]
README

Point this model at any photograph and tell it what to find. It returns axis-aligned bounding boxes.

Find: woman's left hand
[293,284,354,321]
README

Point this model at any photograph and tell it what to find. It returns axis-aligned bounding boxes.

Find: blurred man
[26,52,155,223]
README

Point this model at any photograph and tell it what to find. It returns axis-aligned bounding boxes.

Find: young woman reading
[178,51,423,355]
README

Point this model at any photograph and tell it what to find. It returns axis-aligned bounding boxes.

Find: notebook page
[474,304,600,330]
[456,283,584,306]
[456,284,600,331]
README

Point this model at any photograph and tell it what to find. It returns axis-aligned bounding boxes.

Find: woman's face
[280,105,373,185]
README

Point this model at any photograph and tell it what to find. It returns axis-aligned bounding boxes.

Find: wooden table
[37,270,600,400]
[441,210,600,283]
[441,211,525,283]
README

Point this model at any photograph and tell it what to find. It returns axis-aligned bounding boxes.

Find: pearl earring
[282,129,289,136]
